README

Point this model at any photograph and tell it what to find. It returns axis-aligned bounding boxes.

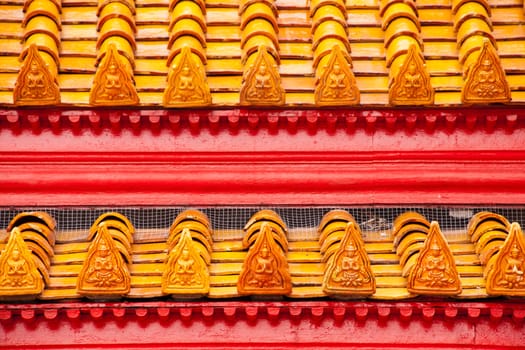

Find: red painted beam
[1,301,524,349]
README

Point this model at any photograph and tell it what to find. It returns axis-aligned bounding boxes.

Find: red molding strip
[1,301,524,349]
[0,106,524,134]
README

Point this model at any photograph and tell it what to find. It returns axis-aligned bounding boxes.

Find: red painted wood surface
[1,301,525,349]
[1,108,525,205]
[2,107,525,348]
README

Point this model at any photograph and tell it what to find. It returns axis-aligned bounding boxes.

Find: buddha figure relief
[389,44,434,106]
[408,222,461,295]
[13,44,60,105]
[238,222,291,295]
[487,223,525,296]
[90,43,139,106]
[77,224,130,296]
[0,228,43,296]
[163,47,211,107]
[462,40,511,104]
[162,228,209,295]
[497,244,525,289]
[415,241,456,288]
[323,222,375,296]
[240,45,285,105]
[315,45,360,106]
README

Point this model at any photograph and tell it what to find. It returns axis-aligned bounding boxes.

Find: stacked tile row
[2,208,525,301]
[0,0,523,107]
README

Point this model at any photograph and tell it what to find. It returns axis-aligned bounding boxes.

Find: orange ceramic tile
[311,6,347,32]
[97,37,135,67]
[168,37,208,66]
[456,18,493,48]
[312,21,350,51]
[242,36,279,63]
[453,2,491,31]
[239,0,277,15]
[22,0,61,28]
[457,34,486,64]
[384,18,422,50]
[97,18,137,50]
[313,38,348,67]
[23,16,60,47]
[97,2,135,31]
[169,0,206,13]
[385,35,419,67]
[310,0,346,18]
[380,2,419,31]
[97,0,135,16]
[240,3,279,32]
[169,4,206,32]
[168,19,207,48]
[475,231,507,255]
[241,19,279,50]
[452,0,491,16]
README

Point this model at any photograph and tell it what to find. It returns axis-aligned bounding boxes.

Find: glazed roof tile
[2,208,525,300]
[0,0,524,106]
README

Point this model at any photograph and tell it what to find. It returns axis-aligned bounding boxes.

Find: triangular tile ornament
[240,45,285,106]
[315,45,360,106]
[237,222,291,295]
[486,222,525,295]
[323,222,375,296]
[389,44,434,106]
[163,46,212,108]
[408,221,462,295]
[90,43,139,106]
[162,228,209,295]
[0,227,43,297]
[13,44,60,106]
[77,223,130,296]
[462,39,511,104]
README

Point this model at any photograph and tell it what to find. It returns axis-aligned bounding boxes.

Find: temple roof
[0,0,524,107]
[1,207,525,301]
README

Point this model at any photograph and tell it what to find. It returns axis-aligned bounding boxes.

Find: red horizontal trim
[2,160,525,205]
[1,301,524,349]
[1,106,524,134]
[2,150,525,163]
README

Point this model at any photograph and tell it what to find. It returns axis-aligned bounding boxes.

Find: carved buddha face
[30,62,39,74]
[407,62,417,75]
[108,64,117,75]
[11,248,21,261]
[98,239,110,257]
[181,246,190,259]
[345,243,357,257]
[181,65,191,76]
[259,64,267,75]
[481,60,492,71]
[333,63,341,74]
[260,245,269,258]
[430,243,441,257]
[511,245,520,259]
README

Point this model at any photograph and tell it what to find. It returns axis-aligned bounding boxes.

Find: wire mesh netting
[1,206,525,243]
